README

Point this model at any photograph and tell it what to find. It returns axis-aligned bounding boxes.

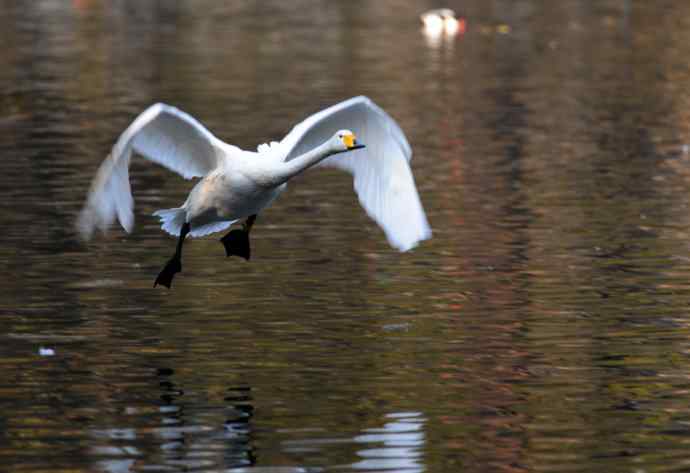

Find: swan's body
[78,96,431,287]
[157,149,288,238]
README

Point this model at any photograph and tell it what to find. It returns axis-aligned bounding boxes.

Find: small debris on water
[38,347,55,356]
[383,323,411,332]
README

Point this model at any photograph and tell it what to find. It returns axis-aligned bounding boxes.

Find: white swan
[78,96,431,288]
[420,8,461,36]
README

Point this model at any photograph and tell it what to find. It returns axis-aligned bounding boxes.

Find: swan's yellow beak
[344,132,366,150]
[343,133,356,148]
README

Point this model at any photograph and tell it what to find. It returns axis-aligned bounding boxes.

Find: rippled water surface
[5,1,690,472]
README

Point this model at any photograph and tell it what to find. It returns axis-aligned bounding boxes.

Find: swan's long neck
[269,141,336,186]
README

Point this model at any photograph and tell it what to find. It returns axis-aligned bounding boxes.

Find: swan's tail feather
[154,208,236,238]
[188,220,236,237]
[153,207,187,236]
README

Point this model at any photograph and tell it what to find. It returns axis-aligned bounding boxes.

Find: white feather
[257,141,281,154]
[153,207,235,238]
[152,207,186,236]
[188,220,236,238]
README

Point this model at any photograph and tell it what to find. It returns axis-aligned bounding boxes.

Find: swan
[77,96,431,288]
[420,8,462,36]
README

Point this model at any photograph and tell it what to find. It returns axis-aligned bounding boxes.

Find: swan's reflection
[351,412,425,472]
[90,428,140,473]
[91,371,424,473]
[222,386,257,467]
[92,368,255,472]
[280,411,426,471]
[153,372,256,469]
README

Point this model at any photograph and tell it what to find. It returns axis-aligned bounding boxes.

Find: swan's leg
[220,215,257,261]
[154,222,191,288]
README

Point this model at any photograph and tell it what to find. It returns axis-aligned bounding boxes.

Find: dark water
[4,0,690,472]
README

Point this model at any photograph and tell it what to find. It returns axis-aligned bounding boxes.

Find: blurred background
[4,0,690,472]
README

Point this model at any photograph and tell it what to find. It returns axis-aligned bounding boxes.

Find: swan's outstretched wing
[280,96,431,251]
[77,103,228,239]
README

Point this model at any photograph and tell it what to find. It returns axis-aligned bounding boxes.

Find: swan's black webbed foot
[154,256,181,288]
[221,229,251,260]
[221,215,256,261]
[154,222,190,289]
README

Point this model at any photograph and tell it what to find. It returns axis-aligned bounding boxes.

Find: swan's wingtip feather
[391,227,432,252]
[120,212,134,233]
[147,102,172,113]
[75,209,96,241]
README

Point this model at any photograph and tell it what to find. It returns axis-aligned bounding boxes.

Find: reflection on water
[5,0,690,472]
[352,412,425,472]
[281,412,425,473]
[91,371,256,473]
[87,368,423,473]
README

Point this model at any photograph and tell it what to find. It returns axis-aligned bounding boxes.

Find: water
[3,0,690,471]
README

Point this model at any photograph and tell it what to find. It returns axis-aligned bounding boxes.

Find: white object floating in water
[420,8,463,37]
[39,347,55,356]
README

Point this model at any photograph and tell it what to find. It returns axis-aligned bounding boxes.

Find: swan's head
[332,130,365,153]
